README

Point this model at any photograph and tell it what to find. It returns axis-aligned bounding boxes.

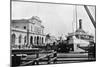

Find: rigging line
[72,5,77,32]
[84,5,96,28]
[72,5,74,32]
[89,6,96,21]
[88,21,95,35]
[84,6,95,34]
[84,20,94,36]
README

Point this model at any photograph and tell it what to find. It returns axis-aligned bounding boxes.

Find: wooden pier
[11,48,95,67]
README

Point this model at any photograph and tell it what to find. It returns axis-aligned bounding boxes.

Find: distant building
[11,16,45,49]
[45,35,57,46]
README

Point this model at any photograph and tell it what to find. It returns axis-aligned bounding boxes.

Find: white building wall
[11,16,45,48]
[12,22,28,30]
[11,30,27,46]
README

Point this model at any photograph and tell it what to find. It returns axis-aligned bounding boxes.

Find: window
[19,35,22,43]
[37,36,39,45]
[34,26,41,34]
[24,36,26,43]
[11,34,16,45]
[42,37,44,44]
[24,26,26,29]
[34,36,37,44]
[30,36,33,45]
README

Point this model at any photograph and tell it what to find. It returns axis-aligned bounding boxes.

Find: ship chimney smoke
[79,19,82,29]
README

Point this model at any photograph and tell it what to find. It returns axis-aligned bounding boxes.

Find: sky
[12,1,95,39]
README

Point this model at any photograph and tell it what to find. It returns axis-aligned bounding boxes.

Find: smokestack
[79,19,82,29]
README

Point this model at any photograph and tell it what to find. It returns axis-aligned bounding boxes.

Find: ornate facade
[11,16,45,49]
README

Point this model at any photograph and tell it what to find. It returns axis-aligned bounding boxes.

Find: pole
[84,5,96,28]
[75,5,78,30]
[27,22,29,48]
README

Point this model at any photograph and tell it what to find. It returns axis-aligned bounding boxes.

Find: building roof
[12,19,30,23]
[31,16,42,22]
[11,16,44,28]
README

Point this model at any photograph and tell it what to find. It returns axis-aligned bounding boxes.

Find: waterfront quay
[11,47,95,66]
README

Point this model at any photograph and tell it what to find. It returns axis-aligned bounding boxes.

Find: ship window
[80,35,84,39]
[67,37,70,40]
[68,36,73,40]
[75,35,79,39]
[89,36,93,40]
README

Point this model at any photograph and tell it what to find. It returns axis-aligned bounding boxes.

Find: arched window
[37,36,39,45]
[19,35,22,43]
[24,36,26,44]
[11,34,16,45]
[30,36,33,45]
[34,36,36,44]
[42,37,44,44]
[39,37,41,45]
[24,26,26,29]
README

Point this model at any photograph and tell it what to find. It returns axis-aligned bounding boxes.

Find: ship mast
[72,5,78,32]
[75,5,78,30]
